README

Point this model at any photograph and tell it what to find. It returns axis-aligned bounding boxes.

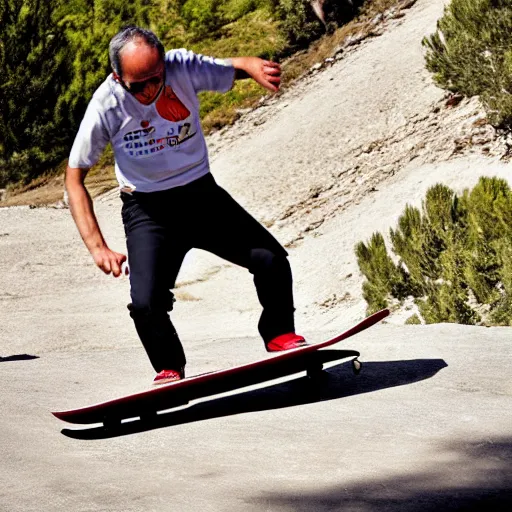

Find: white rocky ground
[1,0,511,355]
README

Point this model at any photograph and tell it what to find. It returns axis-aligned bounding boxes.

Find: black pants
[121,173,296,372]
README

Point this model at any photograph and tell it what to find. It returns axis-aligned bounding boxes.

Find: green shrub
[423,0,512,129]
[405,314,421,325]
[270,0,322,47]
[355,177,512,325]
[491,246,512,323]
[222,0,265,21]
[181,0,224,36]
[355,232,414,314]
[0,0,72,187]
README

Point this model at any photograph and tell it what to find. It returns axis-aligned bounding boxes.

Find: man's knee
[127,290,176,319]
[249,248,291,276]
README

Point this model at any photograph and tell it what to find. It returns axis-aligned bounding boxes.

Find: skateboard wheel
[352,359,362,374]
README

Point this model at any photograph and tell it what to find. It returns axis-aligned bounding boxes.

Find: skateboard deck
[52,308,389,426]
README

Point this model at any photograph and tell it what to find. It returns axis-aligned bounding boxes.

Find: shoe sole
[152,377,183,386]
[266,342,308,353]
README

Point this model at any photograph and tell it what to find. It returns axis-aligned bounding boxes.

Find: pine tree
[423,0,512,128]
[0,0,72,185]
[56,0,152,133]
[355,177,512,325]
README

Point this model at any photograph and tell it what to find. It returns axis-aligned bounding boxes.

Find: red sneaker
[153,367,185,385]
[266,333,307,352]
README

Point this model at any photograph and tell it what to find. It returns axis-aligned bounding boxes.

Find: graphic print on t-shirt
[122,87,195,159]
[156,86,190,122]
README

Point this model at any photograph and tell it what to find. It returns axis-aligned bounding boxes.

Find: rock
[344,33,365,48]
[445,93,464,108]
[400,0,418,9]
[385,8,397,20]
[471,134,492,145]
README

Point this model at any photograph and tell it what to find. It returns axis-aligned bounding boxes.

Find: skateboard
[52,308,389,427]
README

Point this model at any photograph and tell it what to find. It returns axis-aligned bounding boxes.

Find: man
[65,26,306,385]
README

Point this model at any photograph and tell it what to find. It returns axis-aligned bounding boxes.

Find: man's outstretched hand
[233,57,281,93]
[92,247,128,278]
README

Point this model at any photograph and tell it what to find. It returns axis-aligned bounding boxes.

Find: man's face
[118,41,164,105]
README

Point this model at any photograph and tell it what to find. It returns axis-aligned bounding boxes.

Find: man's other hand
[92,247,127,277]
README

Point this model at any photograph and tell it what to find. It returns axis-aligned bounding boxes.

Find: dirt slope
[1,0,511,347]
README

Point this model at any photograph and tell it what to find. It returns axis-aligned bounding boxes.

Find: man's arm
[65,166,126,277]
[229,56,281,93]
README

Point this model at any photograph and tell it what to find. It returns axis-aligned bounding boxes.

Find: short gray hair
[109,25,165,77]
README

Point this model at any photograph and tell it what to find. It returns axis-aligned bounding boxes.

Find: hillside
[1,0,511,343]
[161,0,512,334]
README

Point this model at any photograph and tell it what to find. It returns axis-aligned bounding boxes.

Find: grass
[1,0,411,207]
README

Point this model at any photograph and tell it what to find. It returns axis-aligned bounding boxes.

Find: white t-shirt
[68,49,235,192]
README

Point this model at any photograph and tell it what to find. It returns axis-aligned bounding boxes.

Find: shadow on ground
[248,438,512,511]
[0,354,39,362]
[61,357,447,440]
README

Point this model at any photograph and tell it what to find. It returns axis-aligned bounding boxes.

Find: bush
[222,0,264,22]
[423,0,512,129]
[181,0,224,36]
[355,177,512,325]
[355,232,414,313]
[405,314,421,325]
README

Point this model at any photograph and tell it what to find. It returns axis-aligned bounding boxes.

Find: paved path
[2,323,511,511]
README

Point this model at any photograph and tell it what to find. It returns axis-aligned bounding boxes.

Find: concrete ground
[1,323,511,512]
